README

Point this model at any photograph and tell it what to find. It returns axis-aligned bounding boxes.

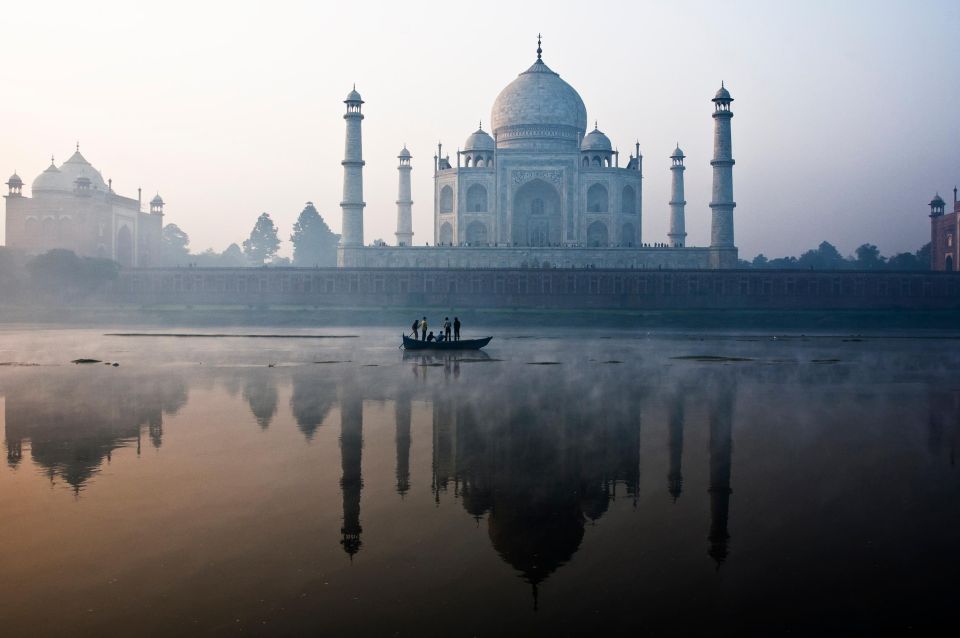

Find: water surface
[1,328,958,636]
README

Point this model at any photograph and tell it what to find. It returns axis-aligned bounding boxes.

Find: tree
[243,212,281,265]
[26,249,119,297]
[798,241,849,270]
[886,251,921,270]
[161,223,191,265]
[290,202,340,266]
[854,243,885,270]
[751,254,769,268]
[221,243,248,267]
[915,242,931,269]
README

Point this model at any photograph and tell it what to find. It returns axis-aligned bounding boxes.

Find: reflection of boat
[402,335,492,351]
[402,349,493,362]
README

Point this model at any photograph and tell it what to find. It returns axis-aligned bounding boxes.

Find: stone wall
[111,267,960,310]
[339,245,713,269]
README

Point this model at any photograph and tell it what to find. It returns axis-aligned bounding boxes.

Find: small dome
[398,145,411,159]
[464,128,495,152]
[580,126,612,152]
[150,193,164,205]
[7,172,22,186]
[345,87,363,103]
[713,84,732,101]
[931,193,946,206]
[32,161,69,193]
[671,145,685,159]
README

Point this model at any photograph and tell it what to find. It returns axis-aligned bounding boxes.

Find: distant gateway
[338,38,738,269]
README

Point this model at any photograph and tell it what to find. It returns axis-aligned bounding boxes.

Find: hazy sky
[2,0,958,259]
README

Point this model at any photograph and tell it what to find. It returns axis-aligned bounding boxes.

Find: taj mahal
[338,37,738,269]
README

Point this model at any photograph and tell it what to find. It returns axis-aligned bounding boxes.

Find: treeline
[0,247,120,301]
[741,241,931,271]
[161,202,340,267]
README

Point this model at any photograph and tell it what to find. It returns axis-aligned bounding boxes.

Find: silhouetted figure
[453,317,461,341]
[426,331,436,342]
[410,318,420,338]
[420,316,428,340]
[444,317,452,341]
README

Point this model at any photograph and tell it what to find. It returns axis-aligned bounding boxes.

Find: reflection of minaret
[395,396,411,497]
[340,390,364,557]
[148,415,163,449]
[667,393,685,502]
[707,387,734,566]
[6,437,22,468]
[431,397,456,503]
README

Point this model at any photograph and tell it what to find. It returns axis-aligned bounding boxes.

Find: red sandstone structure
[929,188,960,271]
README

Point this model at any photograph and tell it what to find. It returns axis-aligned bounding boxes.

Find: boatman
[453,317,461,341]
[443,317,452,342]
[420,316,428,341]
[411,318,420,338]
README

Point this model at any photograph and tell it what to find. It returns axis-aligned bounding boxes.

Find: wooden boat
[402,335,492,351]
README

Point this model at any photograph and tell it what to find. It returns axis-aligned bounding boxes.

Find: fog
[1,0,958,259]
[2,329,960,633]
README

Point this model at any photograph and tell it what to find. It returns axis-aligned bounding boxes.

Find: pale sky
[2,0,958,259]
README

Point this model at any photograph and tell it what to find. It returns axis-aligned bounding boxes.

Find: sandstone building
[338,38,739,270]
[4,147,164,267]
[929,189,960,271]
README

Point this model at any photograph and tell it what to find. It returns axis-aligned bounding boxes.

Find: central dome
[490,58,587,151]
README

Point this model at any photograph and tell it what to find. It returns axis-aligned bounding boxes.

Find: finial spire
[50,155,55,165]
[76,141,79,152]
[594,120,598,130]
[537,33,542,60]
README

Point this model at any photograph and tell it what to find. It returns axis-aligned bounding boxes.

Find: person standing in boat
[453,317,461,341]
[410,318,420,338]
[443,317,452,342]
[420,317,428,341]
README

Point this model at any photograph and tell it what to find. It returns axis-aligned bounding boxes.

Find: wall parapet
[111,267,960,310]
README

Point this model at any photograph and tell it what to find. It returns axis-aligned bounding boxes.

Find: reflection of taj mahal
[339,37,738,269]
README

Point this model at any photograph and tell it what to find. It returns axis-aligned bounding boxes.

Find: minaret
[709,83,736,267]
[395,146,414,246]
[669,145,687,248]
[340,86,365,247]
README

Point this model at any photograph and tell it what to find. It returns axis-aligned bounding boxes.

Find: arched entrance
[466,221,488,245]
[512,179,561,246]
[116,226,133,267]
[586,221,608,247]
[439,222,453,245]
[946,255,954,272]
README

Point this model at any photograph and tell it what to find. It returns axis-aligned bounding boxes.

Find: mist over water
[1,328,959,635]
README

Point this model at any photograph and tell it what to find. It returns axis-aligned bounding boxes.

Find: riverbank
[2,303,959,335]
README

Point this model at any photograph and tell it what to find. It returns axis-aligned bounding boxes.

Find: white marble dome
[581,127,612,152]
[464,127,495,151]
[32,161,69,192]
[60,150,107,190]
[490,58,587,150]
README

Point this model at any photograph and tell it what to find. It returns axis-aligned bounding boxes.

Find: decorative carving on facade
[511,170,563,186]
